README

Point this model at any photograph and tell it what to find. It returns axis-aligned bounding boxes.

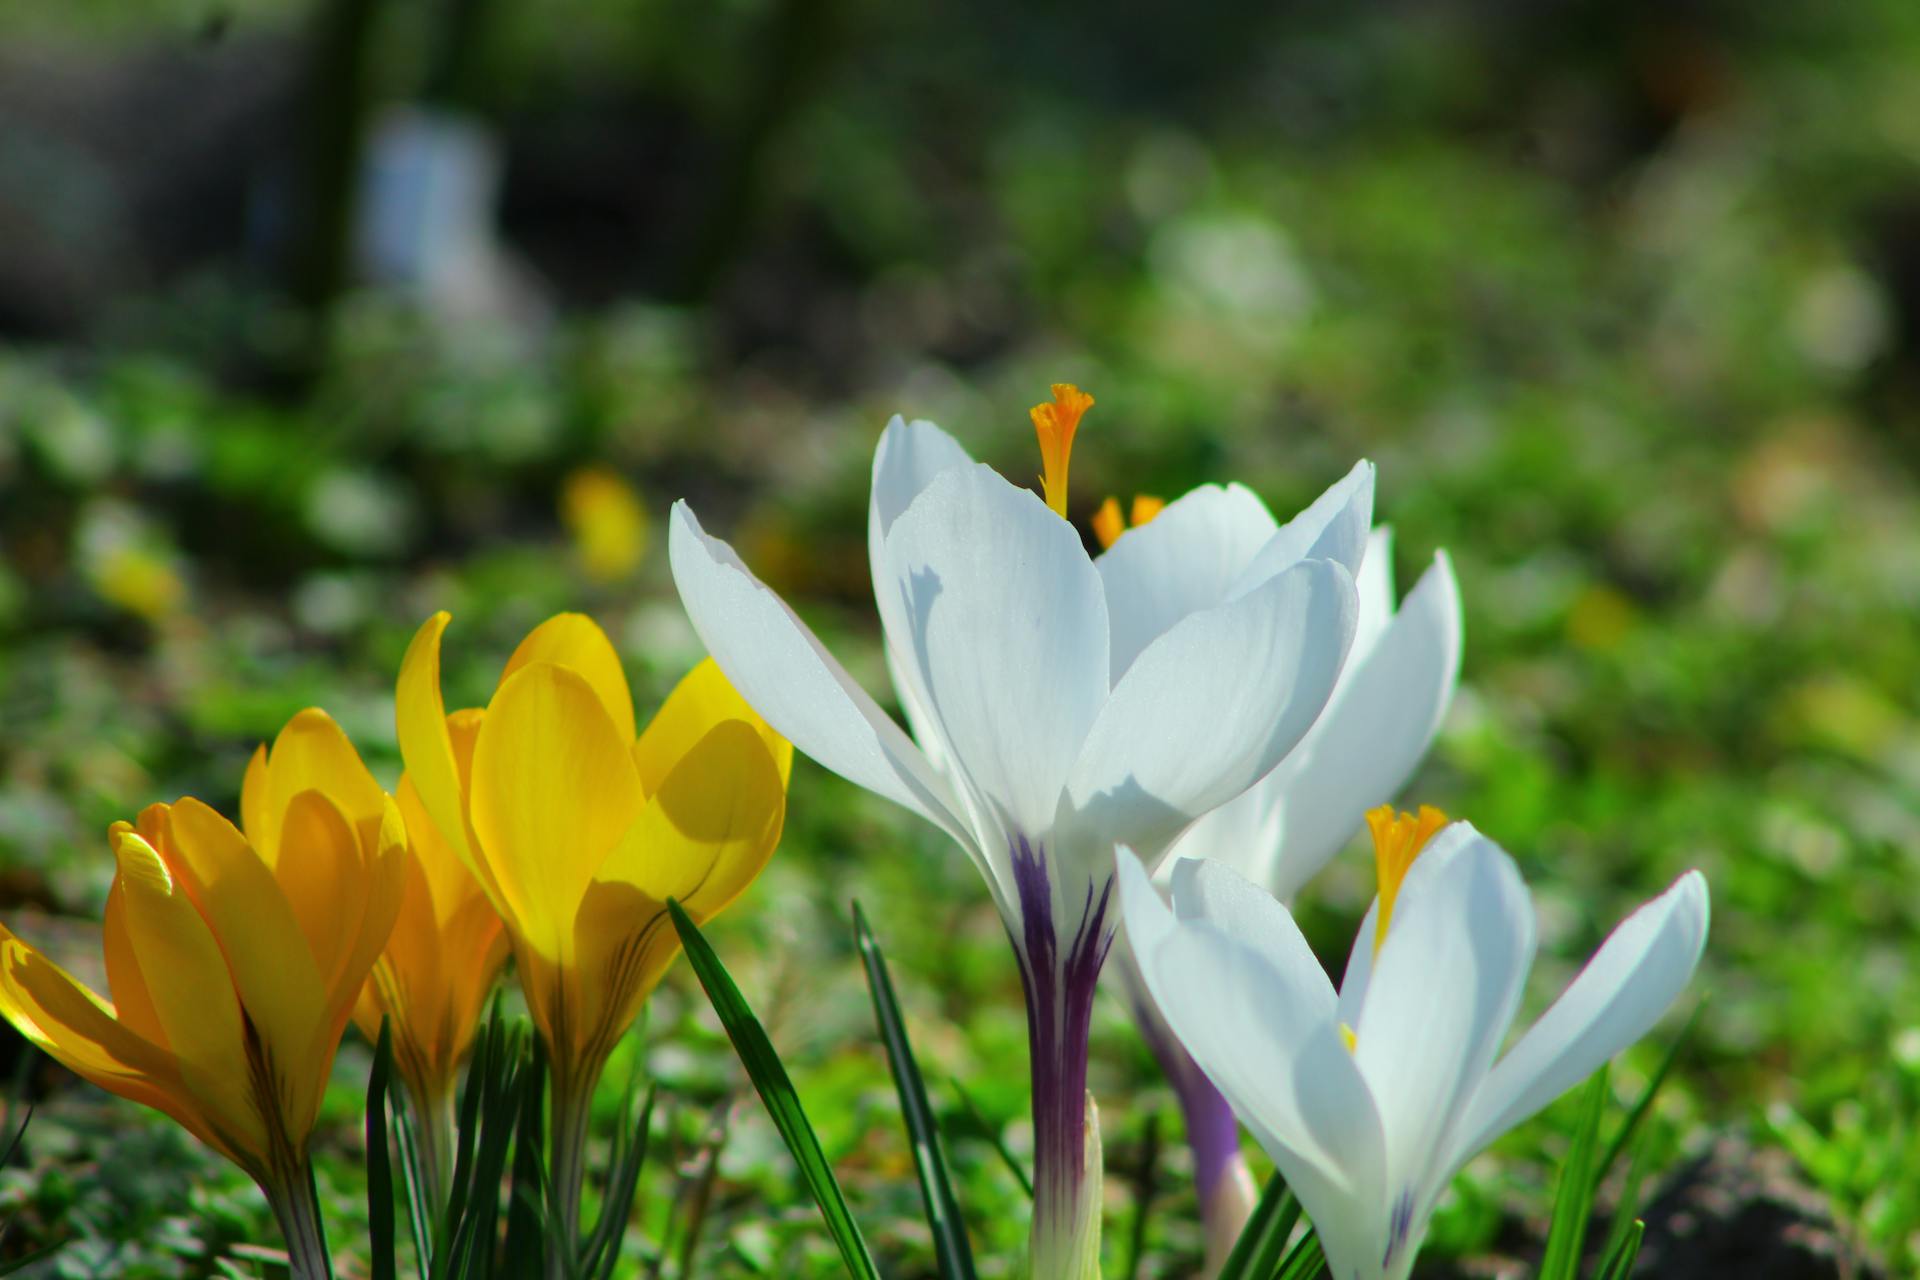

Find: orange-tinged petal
[275,789,371,999]
[397,613,478,874]
[107,827,268,1165]
[498,613,638,745]
[470,662,644,961]
[101,868,167,1050]
[396,774,480,927]
[300,798,406,1132]
[0,928,239,1166]
[247,709,386,865]
[633,658,793,796]
[159,798,327,1070]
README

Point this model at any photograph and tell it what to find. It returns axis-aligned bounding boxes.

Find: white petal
[1448,870,1709,1168]
[869,418,975,772]
[1120,853,1382,1202]
[1351,525,1397,663]
[668,501,970,851]
[881,463,1109,843]
[1062,558,1357,866]
[1261,551,1464,899]
[1159,774,1286,889]
[870,416,975,540]
[1334,896,1382,1028]
[1351,824,1535,1211]
[1226,460,1375,598]
[1095,483,1279,679]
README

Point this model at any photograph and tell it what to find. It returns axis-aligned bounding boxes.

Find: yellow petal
[107,826,267,1164]
[303,799,406,1130]
[159,799,327,1071]
[239,745,270,856]
[633,658,794,796]
[101,869,167,1050]
[470,662,644,961]
[568,719,787,1068]
[499,614,637,745]
[248,709,386,865]
[275,789,372,999]
[0,928,238,1166]
[397,613,478,873]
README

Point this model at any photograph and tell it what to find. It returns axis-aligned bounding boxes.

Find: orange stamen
[1030,383,1094,518]
[1091,492,1166,550]
[1365,804,1449,955]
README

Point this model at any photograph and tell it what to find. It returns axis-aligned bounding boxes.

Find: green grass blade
[585,1084,656,1280]
[852,900,978,1280]
[1596,1121,1658,1270]
[1598,1002,1701,1181]
[366,1020,399,1280]
[444,1017,532,1280]
[1214,1172,1302,1280]
[503,1036,550,1278]
[947,1078,1032,1200]
[1595,1219,1645,1280]
[669,899,881,1280]
[1273,1230,1325,1280]
[390,1081,435,1270]
[1538,1065,1610,1280]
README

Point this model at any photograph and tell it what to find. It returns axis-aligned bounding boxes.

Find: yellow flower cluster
[0,611,789,1259]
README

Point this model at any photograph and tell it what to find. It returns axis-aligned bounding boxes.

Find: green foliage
[852,903,977,1280]
[669,900,880,1280]
[1214,1175,1304,1280]
[2,0,1918,1273]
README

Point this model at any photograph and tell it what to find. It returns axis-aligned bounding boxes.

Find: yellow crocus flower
[395,611,791,1267]
[0,766,405,1279]
[240,707,509,1210]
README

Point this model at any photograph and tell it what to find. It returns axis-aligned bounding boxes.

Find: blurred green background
[2,0,1919,1275]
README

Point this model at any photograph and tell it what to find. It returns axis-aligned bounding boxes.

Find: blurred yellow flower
[0,761,405,1277]
[396,611,790,1260]
[1090,493,1165,549]
[561,466,649,582]
[90,544,186,622]
[240,708,508,1207]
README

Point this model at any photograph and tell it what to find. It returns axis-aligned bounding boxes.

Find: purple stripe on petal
[1122,964,1243,1205]
[1008,835,1117,1264]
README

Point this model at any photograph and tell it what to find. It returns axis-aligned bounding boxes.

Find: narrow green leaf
[366,1020,399,1280]
[1215,1172,1302,1280]
[1273,1229,1325,1280]
[669,899,881,1280]
[503,1036,549,1278]
[948,1078,1032,1200]
[1596,1121,1658,1271]
[1539,1065,1610,1280]
[1595,1219,1645,1280]
[389,1082,435,1271]
[585,1084,656,1280]
[853,900,978,1280]
[1598,1002,1701,1181]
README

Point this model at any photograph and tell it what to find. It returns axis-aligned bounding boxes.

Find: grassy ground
[4,1,1920,1276]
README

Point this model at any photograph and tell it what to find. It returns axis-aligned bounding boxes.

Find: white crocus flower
[1092,502,1462,1270]
[669,387,1367,1280]
[1119,814,1708,1280]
